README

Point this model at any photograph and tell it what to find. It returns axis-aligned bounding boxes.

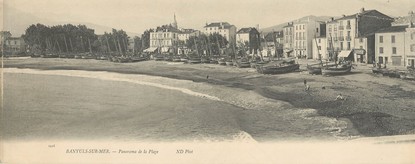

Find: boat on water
[321,64,352,76]
[256,60,300,74]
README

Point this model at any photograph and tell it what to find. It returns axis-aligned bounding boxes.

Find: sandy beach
[3,57,415,142]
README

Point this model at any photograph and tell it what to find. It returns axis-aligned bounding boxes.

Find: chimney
[360,7,365,13]
[331,17,334,21]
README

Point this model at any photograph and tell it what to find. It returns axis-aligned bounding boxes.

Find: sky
[2,0,415,35]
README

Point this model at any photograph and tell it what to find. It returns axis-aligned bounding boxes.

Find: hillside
[260,15,332,34]
[2,4,139,37]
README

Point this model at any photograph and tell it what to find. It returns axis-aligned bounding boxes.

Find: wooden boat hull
[307,65,322,75]
[180,58,188,62]
[321,65,352,76]
[188,58,201,64]
[236,62,251,68]
[225,61,234,66]
[256,64,300,74]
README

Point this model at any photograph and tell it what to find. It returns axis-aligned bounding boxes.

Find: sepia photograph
[1,0,415,163]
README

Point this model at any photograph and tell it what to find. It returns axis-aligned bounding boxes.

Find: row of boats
[372,65,415,80]
[31,52,357,76]
[31,53,148,63]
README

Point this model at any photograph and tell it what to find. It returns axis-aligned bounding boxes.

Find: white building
[149,25,181,53]
[203,22,237,46]
[312,37,328,60]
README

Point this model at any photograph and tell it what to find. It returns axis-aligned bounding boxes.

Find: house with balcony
[326,8,393,63]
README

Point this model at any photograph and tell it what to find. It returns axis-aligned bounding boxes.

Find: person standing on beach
[304,79,309,91]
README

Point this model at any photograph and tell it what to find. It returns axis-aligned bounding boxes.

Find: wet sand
[3,58,415,141]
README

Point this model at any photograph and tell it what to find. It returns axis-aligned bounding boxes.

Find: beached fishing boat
[201,56,211,63]
[218,58,226,65]
[153,54,164,61]
[180,56,188,62]
[321,64,352,76]
[130,56,146,62]
[256,61,300,74]
[225,60,234,66]
[188,57,201,64]
[235,58,251,68]
[172,56,181,62]
[307,63,323,75]
[41,54,59,58]
[31,53,41,58]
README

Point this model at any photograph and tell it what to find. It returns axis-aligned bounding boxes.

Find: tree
[186,33,228,56]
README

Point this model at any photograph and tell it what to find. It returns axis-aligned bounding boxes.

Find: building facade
[293,19,325,59]
[405,24,415,68]
[326,8,393,63]
[1,31,26,55]
[149,25,181,53]
[312,37,328,60]
[283,22,294,57]
[375,25,408,67]
[203,22,237,46]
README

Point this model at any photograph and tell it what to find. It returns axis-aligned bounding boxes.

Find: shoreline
[3,58,415,140]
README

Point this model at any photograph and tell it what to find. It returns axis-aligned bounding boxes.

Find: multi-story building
[203,22,237,46]
[312,37,328,60]
[262,31,284,57]
[236,27,261,54]
[177,29,200,55]
[149,25,181,53]
[375,25,408,67]
[405,23,415,68]
[1,31,26,55]
[293,19,325,59]
[374,23,415,68]
[178,29,200,43]
[283,22,294,57]
[326,8,393,63]
[236,27,259,44]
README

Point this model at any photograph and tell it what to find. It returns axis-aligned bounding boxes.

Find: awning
[338,50,353,58]
[143,47,158,52]
[354,49,366,55]
[284,49,293,53]
[161,47,171,53]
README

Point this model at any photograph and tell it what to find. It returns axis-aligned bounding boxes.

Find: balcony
[346,25,351,29]
[346,36,351,41]
[339,26,344,30]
